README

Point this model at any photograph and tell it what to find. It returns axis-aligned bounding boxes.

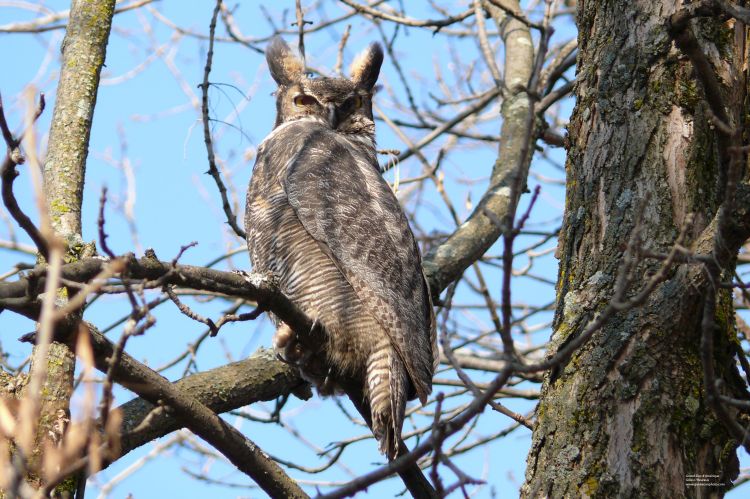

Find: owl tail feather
[340,373,436,497]
[367,344,408,459]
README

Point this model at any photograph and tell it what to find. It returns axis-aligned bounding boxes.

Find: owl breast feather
[246,120,437,403]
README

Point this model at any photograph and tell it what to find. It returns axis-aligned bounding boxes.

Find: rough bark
[84,325,309,498]
[20,0,116,493]
[44,0,114,241]
[523,2,747,498]
[0,256,317,337]
[113,348,307,464]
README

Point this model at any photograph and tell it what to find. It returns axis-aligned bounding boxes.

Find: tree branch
[0,256,315,338]
[423,0,535,296]
[80,323,309,498]
[0,93,49,260]
[106,347,308,466]
[200,0,246,240]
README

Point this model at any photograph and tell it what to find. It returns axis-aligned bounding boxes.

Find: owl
[245,37,438,458]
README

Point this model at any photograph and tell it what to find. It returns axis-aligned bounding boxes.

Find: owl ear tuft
[349,43,384,91]
[266,37,304,86]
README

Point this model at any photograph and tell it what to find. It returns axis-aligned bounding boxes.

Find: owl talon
[285,340,306,363]
[273,323,301,365]
[302,318,321,341]
[273,323,295,350]
[319,367,336,395]
[274,323,314,368]
[275,352,295,365]
[275,347,308,368]
[276,343,308,367]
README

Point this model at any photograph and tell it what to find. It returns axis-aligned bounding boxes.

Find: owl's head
[266,37,383,135]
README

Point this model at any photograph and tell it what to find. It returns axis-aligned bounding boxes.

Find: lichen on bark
[523,2,747,497]
[19,0,117,494]
[45,0,116,244]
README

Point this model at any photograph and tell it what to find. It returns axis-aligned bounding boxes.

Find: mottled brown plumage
[245,37,437,457]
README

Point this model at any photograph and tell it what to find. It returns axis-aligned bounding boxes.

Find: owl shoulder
[259,120,331,150]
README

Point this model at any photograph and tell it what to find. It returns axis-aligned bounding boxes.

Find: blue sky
[2,1,564,497]
[3,1,745,498]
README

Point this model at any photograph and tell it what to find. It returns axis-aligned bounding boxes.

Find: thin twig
[0,93,49,259]
[294,0,310,66]
[474,0,502,88]
[338,0,475,31]
[200,0,246,239]
[333,24,351,75]
[165,285,218,335]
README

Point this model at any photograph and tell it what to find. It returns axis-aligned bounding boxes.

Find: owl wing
[280,123,436,403]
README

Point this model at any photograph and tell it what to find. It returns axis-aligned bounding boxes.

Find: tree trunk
[523,2,746,497]
[20,0,116,494]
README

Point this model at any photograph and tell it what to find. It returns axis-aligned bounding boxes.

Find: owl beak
[326,103,339,129]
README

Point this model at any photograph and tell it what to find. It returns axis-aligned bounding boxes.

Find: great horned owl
[245,37,438,458]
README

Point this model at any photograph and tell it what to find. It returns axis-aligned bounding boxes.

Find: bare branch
[0,93,49,259]
[200,0,246,240]
[80,324,309,498]
[338,1,475,31]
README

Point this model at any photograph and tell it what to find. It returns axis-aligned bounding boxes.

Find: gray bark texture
[44,0,114,241]
[115,348,307,462]
[20,0,115,493]
[84,327,309,498]
[522,1,748,498]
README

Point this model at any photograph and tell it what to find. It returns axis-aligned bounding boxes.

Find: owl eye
[293,94,318,107]
[353,95,363,108]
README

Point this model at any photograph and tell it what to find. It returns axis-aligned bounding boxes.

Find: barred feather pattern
[246,118,436,459]
[366,335,409,457]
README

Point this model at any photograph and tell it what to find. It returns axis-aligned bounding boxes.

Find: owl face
[265,37,383,135]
